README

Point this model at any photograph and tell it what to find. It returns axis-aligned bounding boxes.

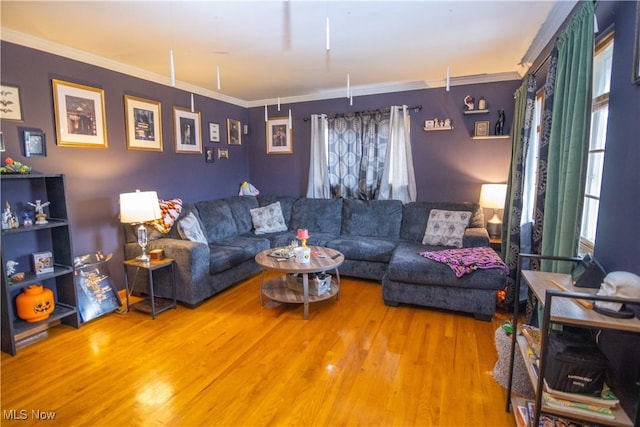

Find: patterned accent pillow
[250,202,287,234]
[177,212,207,244]
[422,209,472,248]
[147,198,183,234]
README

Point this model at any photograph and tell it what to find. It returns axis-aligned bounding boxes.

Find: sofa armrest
[463,228,490,247]
[148,238,210,285]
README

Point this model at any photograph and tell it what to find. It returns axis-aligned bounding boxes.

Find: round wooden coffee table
[255,246,344,319]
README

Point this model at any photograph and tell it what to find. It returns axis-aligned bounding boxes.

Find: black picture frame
[0,132,5,152]
[633,2,640,85]
[204,146,215,163]
[23,130,46,157]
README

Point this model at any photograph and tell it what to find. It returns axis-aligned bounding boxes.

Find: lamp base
[486,211,502,239]
[136,254,150,263]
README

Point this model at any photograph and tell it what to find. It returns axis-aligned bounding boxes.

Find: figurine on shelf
[2,201,19,229]
[495,109,506,135]
[23,212,33,226]
[28,200,51,225]
[464,95,475,111]
[444,118,451,128]
[6,260,18,276]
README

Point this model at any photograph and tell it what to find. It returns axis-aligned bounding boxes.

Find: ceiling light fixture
[326,17,331,51]
[170,50,176,87]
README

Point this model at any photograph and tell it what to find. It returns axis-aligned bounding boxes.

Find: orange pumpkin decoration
[16,285,55,322]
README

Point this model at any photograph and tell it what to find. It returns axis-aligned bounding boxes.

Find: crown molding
[1,27,249,108]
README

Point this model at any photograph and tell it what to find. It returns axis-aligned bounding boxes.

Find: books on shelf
[520,325,541,359]
[526,400,599,427]
[543,380,619,408]
[542,392,615,420]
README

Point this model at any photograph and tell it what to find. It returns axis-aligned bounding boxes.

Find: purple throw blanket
[419,247,508,278]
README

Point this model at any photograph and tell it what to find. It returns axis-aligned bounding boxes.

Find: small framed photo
[209,122,220,142]
[424,120,435,130]
[173,106,202,154]
[0,132,5,152]
[266,117,293,154]
[474,120,490,137]
[204,147,215,163]
[23,130,46,157]
[227,118,241,145]
[33,251,54,275]
[0,83,24,121]
[218,148,229,159]
[52,79,108,148]
[124,95,163,151]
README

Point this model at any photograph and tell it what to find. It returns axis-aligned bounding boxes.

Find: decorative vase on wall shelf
[16,285,55,322]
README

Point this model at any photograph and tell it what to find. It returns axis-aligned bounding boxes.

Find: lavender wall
[247,81,519,202]
[591,1,640,275]
[1,42,250,284]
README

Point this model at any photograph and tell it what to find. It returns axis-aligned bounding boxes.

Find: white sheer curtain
[378,105,416,203]
[306,114,330,198]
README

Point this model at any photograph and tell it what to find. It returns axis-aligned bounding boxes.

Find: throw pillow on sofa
[422,209,471,248]
[250,201,287,234]
[147,198,183,234]
[177,212,208,244]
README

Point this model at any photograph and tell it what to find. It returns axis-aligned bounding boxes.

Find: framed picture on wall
[124,95,163,151]
[209,122,220,142]
[0,132,5,152]
[266,117,293,154]
[0,83,24,121]
[173,106,202,154]
[204,147,215,163]
[227,118,241,145]
[23,130,46,157]
[217,148,229,159]
[52,79,108,148]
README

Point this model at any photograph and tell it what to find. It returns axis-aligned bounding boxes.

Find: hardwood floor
[1,272,516,426]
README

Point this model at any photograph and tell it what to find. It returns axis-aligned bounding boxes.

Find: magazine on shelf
[542,392,615,420]
[543,380,619,408]
[520,324,541,358]
[527,400,599,427]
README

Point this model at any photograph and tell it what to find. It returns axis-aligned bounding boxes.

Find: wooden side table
[123,258,176,319]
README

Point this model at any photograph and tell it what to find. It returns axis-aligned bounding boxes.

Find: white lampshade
[119,190,162,224]
[479,184,507,210]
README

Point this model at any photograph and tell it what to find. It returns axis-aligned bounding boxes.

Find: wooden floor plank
[1,272,516,426]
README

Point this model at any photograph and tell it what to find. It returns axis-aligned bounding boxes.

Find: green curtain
[541,1,595,273]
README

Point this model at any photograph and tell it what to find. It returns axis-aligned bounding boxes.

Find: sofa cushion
[422,209,471,248]
[250,202,287,234]
[387,242,506,291]
[195,199,238,242]
[326,237,398,262]
[290,198,343,234]
[341,199,402,238]
[226,195,259,234]
[208,236,271,274]
[401,201,481,242]
[177,212,207,244]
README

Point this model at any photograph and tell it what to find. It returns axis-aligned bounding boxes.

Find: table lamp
[479,183,507,239]
[119,190,162,263]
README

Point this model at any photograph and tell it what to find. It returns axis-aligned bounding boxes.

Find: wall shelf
[464,109,489,115]
[424,126,453,132]
[472,135,510,140]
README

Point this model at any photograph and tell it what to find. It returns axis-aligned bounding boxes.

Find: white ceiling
[0,1,576,107]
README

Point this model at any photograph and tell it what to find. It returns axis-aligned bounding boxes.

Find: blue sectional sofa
[124,195,506,320]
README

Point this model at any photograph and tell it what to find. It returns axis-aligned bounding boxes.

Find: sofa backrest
[289,198,343,234]
[400,201,484,242]
[225,195,258,234]
[195,199,238,242]
[341,199,403,238]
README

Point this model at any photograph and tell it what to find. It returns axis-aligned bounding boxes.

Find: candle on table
[297,229,309,239]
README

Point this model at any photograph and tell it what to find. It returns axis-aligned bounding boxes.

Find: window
[580,33,614,254]
[522,90,544,226]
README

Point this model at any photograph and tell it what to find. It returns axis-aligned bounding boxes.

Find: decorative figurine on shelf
[0,157,32,174]
[464,95,475,111]
[444,118,451,128]
[433,117,439,128]
[6,260,18,276]
[22,212,33,226]
[495,109,506,135]
[2,201,19,229]
[28,200,51,225]
[478,97,487,110]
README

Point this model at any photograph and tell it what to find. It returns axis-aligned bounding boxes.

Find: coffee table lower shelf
[261,276,339,319]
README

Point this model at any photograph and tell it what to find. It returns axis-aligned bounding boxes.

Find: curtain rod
[303,105,422,122]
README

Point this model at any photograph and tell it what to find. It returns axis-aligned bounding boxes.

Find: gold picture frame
[173,106,202,154]
[266,117,293,154]
[124,95,163,151]
[227,118,241,145]
[52,79,108,148]
[474,120,490,137]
